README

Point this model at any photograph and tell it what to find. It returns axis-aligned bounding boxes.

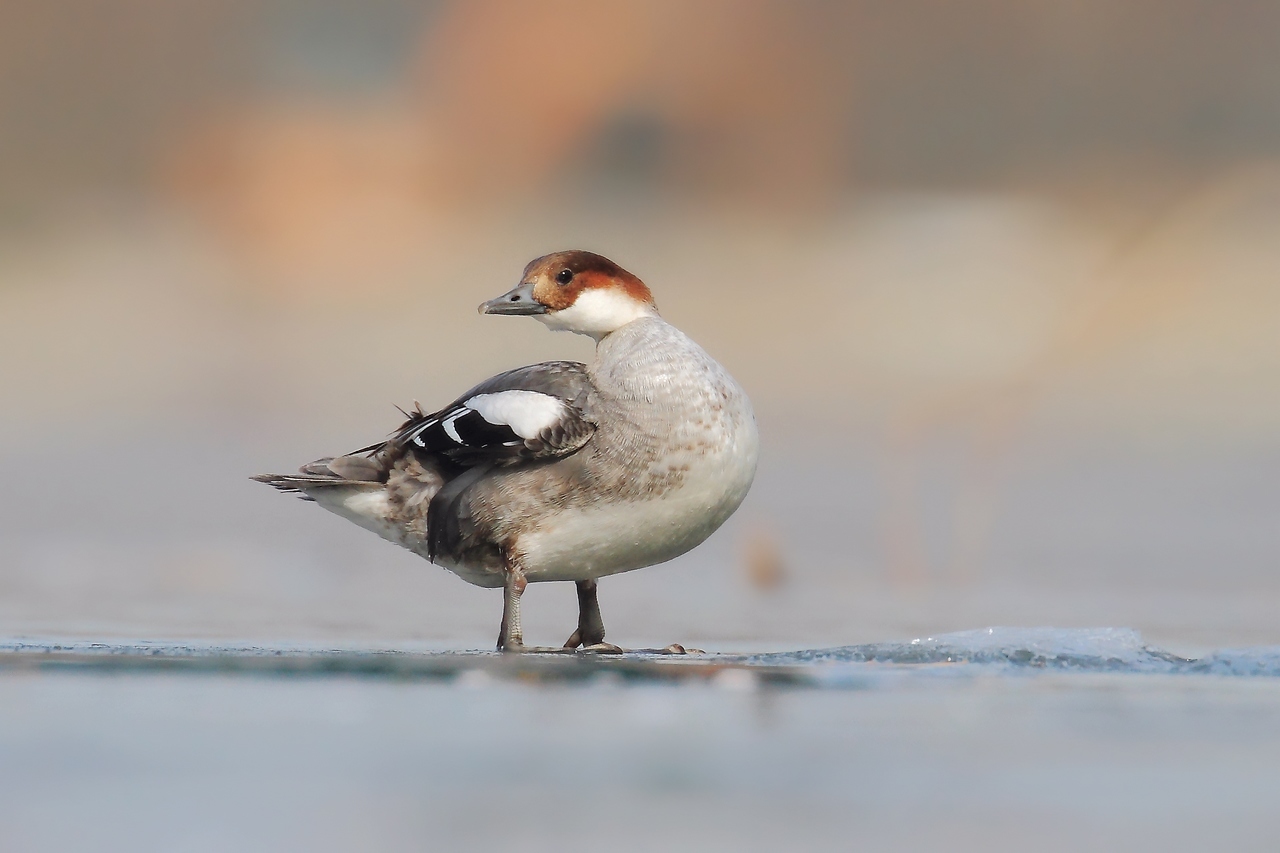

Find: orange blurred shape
[162,104,434,282]
[413,0,849,206]
[160,2,853,278]
[741,527,787,591]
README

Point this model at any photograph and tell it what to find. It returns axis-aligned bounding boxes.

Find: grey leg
[563,579,607,648]
[497,564,528,652]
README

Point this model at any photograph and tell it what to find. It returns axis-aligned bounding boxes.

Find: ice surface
[3,627,1279,684]
[4,630,1280,852]
[751,627,1280,676]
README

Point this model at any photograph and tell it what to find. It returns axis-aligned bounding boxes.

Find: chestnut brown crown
[522,250,655,312]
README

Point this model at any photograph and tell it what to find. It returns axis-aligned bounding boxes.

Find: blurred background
[1,0,1278,652]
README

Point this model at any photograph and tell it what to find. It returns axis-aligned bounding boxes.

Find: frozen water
[4,629,1280,852]
[4,627,1279,684]
[752,627,1280,676]
[755,626,1168,667]
[752,626,1263,671]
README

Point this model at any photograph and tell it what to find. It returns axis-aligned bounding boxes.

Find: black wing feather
[374,361,596,466]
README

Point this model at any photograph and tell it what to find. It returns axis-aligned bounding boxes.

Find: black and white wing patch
[397,388,593,464]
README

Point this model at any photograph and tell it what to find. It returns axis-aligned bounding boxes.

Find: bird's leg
[497,564,528,652]
[555,580,691,655]
[564,579,623,651]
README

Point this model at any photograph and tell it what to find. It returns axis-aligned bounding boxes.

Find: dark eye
[555,268,574,285]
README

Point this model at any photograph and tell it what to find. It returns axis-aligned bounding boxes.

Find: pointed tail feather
[252,454,386,499]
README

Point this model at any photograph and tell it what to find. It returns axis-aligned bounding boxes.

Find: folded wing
[389,360,596,465]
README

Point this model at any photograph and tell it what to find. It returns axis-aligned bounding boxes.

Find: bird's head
[479,250,657,340]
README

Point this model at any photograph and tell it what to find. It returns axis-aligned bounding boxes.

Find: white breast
[516,404,759,582]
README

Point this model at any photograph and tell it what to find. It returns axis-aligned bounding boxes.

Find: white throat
[537,288,657,340]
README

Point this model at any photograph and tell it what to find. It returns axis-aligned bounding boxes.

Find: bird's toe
[579,642,625,654]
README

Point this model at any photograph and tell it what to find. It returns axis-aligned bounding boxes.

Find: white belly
[516,436,758,582]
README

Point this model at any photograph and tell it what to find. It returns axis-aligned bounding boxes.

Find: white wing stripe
[442,413,464,443]
[409,417,438,447]
[465,391,565,440]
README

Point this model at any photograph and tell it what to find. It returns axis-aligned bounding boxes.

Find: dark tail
[252,454,386,499]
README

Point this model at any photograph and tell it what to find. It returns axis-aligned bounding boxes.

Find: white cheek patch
[539,289,654,337]
[465,391,566,439]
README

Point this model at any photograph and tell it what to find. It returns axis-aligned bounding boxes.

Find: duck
[254,250,759,651]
